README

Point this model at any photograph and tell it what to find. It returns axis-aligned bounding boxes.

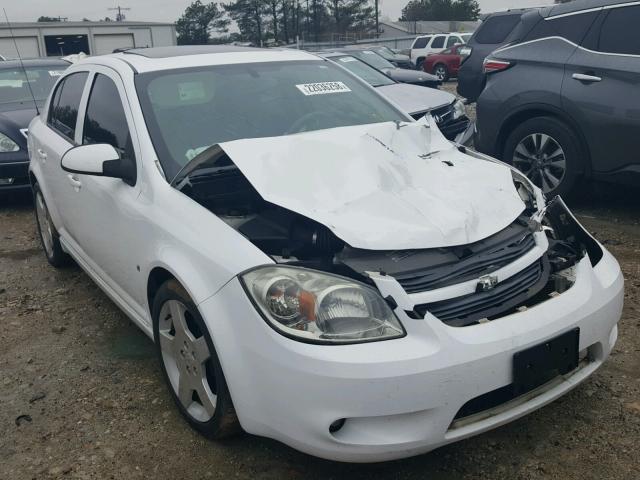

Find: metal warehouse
[0,21,176,58]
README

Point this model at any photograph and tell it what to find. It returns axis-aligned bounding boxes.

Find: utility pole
[108,5,131,22]
[375,0,379,38]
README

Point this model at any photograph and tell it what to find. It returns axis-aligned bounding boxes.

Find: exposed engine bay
[176,148,602,328]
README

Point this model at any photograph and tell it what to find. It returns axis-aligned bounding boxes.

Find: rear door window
[48,72,88,142]
[524,11,599,44]
[431,36,446,49]
[597,6,640,55]
[413,36,431,49]
[474,14,521,44]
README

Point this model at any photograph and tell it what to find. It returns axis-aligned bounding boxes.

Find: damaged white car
[28,46,623,463]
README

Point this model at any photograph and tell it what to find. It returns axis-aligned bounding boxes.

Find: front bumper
[0,153,30,193]
[199,248,623,462]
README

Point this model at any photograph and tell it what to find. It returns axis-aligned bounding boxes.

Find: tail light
[483,58,512,74]
[459,45,472,64]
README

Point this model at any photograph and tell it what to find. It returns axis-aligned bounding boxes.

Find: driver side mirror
[61,143,136,186]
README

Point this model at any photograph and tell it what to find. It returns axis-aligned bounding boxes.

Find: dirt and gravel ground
[1,85,639,479]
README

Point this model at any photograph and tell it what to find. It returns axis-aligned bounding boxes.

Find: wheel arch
[497,104,592,176]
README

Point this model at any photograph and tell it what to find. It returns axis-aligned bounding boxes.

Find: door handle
[572,73,602,83]
[36,148,47,162]
[67,174,82,191]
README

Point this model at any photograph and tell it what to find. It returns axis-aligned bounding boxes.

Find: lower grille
[413,256,550,327]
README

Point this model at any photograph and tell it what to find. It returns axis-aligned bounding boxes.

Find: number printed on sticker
[296,81,351,96]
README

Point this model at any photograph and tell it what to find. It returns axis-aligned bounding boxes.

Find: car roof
[81,45,322,73]
[0,58,69,69]
[544,0,633,17]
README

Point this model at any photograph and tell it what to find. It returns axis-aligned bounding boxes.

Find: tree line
[176,0,479,46]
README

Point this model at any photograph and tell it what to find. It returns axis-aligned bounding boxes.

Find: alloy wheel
[512,133,567,193]
[158,299,217,422]
[435,65,447,81]
[35,191,54,258]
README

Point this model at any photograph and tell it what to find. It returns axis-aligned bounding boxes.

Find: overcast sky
[5,0,555,23]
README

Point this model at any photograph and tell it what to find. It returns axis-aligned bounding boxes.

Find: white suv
[28,45,622,463]
[410,32,472,68]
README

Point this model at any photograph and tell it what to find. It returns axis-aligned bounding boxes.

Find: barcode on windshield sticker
[296,81,351,96]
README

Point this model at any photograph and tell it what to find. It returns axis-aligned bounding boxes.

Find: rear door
[562,5,640,179]
[429,35,446,54]
[30,70,89,229]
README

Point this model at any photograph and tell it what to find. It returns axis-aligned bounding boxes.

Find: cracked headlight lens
[0,132,19,152]
[241,266,404,344]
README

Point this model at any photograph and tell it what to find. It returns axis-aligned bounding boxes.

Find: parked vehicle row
[410,32,472,68]
[331,46,441,87]
[27,45,623,463]
[465,0,640,197]
[319,52,472,143]
[0,59,69,194]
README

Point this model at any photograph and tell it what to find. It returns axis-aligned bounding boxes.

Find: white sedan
[28,46,623,463]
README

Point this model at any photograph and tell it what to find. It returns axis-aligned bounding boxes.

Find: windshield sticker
[296,81,351,96]
[178,81,206,101]
[362,51,375,54]
[48,70,64,77]
[339,57,358,63]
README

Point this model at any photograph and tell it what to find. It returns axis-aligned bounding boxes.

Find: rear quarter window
[413,36,431,49]
[475,14,521,44]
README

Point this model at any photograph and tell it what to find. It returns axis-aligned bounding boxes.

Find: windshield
[135,60,407,180]
[461,33,472,42]
[331,55,395,87]
[0,65,67,105]
[348,51,395,70]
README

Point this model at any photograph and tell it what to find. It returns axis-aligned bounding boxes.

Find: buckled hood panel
[219,119,525,250]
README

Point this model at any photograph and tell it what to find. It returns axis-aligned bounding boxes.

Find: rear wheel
[416,57,425,70]
[503,116,583,198]
[33,183,70,268]
[434,64,449,81]
[153,279,240,439]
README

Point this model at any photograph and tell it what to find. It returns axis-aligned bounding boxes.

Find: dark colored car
[457,9,530,102]
[364,45,413,69]
[423,44,466,81]
[333,48,441,88]
[0,58,69,194]
[475,0,640,197]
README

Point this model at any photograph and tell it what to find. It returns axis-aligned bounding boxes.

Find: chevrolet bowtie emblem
[476,275,499,292]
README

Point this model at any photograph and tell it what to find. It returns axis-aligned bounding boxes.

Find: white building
[0,21,176,59]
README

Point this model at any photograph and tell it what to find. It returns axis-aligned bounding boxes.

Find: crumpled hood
[376,83,454,116]
[219,119,525,250]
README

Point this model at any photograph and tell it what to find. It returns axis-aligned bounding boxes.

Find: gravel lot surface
[1,86,639,479]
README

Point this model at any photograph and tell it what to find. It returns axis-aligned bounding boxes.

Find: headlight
[241,266,405,344]
[0,132,19,152]
[452,99,466,120]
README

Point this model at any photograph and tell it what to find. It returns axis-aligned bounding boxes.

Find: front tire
[434,63,449,81]
[502,116,583,198]
[33,183,71,268]
[152,279,240,439]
